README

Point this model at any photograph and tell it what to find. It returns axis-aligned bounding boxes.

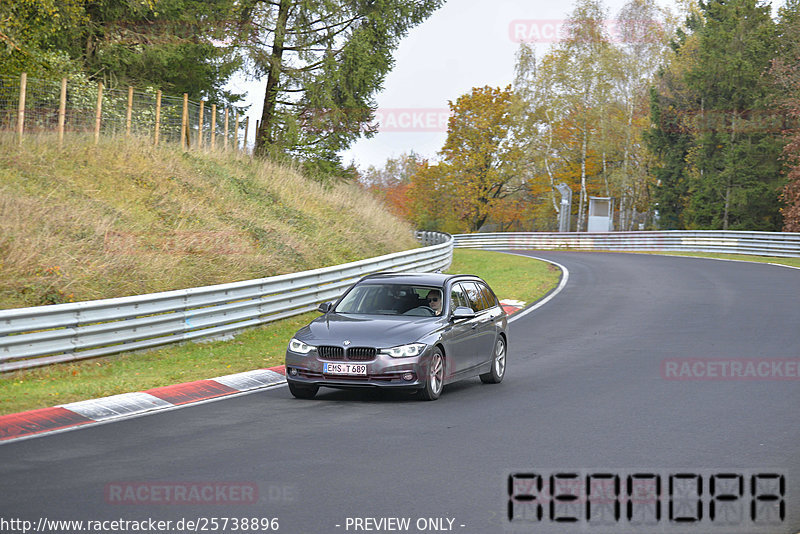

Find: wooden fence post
[126,86,133,137]
[58,78,67,148]
[224,108,229,152]
[243,116,249,154]
[234,112,240,153]
[154,90,162,146]
[181,93,188,150]
[210,104,217,150]
[94,81,103,145]
[17,72,26,146]
[198,100,204,149]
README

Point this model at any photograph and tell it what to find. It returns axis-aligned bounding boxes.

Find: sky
[226,0,783,172]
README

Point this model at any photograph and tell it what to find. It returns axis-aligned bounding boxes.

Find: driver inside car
[427,289,442,316]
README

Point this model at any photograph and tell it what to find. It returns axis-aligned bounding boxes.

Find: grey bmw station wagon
[284,272,508,400]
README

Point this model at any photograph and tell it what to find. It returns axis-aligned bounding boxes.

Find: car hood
[296,312,443,348]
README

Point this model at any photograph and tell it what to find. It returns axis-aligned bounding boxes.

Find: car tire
[480,336,506,384]
[419,348,445,401]
[288,381,319,399]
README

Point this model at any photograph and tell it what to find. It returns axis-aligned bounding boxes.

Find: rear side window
[450,284,469,309]
[478,283,499,308]
[461,282,488,312]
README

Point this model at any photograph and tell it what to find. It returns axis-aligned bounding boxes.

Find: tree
[0,0,86,77]
[612,0,671,229]
[645,7,703,229]
[439,85,522,232]
[512,44,568,228]
[0,0,244,105]
[242,0,442,174]
[79,0,244,103]
[682,0,782,230]
[646,0,786,230]
[550,0,613,231]
[772,0,800,231]
[407,161,464,233]
[361,152,422,220]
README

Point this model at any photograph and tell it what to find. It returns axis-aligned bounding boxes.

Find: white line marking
[502,253,570,323]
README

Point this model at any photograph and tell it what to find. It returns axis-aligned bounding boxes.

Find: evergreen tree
[243,0,442,176]
[645,11,703,229]
[649,0,784,230]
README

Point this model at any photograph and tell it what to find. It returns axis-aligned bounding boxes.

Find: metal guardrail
[0,232,453,372]
[453,230,800,258]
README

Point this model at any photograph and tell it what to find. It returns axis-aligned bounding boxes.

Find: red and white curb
[0,367,286,444]
[499,299,526,315]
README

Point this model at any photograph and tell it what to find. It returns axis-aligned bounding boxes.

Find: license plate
[323,363,367,376]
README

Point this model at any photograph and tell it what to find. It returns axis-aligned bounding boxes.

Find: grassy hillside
[0,134,417,309]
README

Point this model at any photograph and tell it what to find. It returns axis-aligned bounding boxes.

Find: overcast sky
[228,0,783,172]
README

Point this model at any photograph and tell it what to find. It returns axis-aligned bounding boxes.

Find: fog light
[402,372,415,381]
[289,367,298,376]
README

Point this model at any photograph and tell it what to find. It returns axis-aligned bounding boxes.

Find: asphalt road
[1,251,798,534]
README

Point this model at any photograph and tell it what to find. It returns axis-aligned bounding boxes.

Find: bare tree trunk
[256,0,291,153]
[577,121,588,232]
[544,112,559,213]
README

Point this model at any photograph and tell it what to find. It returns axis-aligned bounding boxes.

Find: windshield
[335,284,443,316]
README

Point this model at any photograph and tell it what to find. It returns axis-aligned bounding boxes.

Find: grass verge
[0,250,560,415]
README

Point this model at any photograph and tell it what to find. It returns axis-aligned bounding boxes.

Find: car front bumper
[285,349,431,389]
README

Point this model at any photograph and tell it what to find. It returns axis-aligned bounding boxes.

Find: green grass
[447,249,562,304]
[0,250,560,416]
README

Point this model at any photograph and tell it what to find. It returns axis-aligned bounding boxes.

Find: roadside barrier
[452,230,800,258]
[0,233,452,372]
[5,229,798,373]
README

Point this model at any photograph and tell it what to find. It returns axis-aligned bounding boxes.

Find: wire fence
[0,73,249,151]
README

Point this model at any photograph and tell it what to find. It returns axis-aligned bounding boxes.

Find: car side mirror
[317,301,332,313]
[451,306,476,320]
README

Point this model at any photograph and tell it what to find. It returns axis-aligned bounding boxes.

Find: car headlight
[289,338,315,354]
[380,343,427,358]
